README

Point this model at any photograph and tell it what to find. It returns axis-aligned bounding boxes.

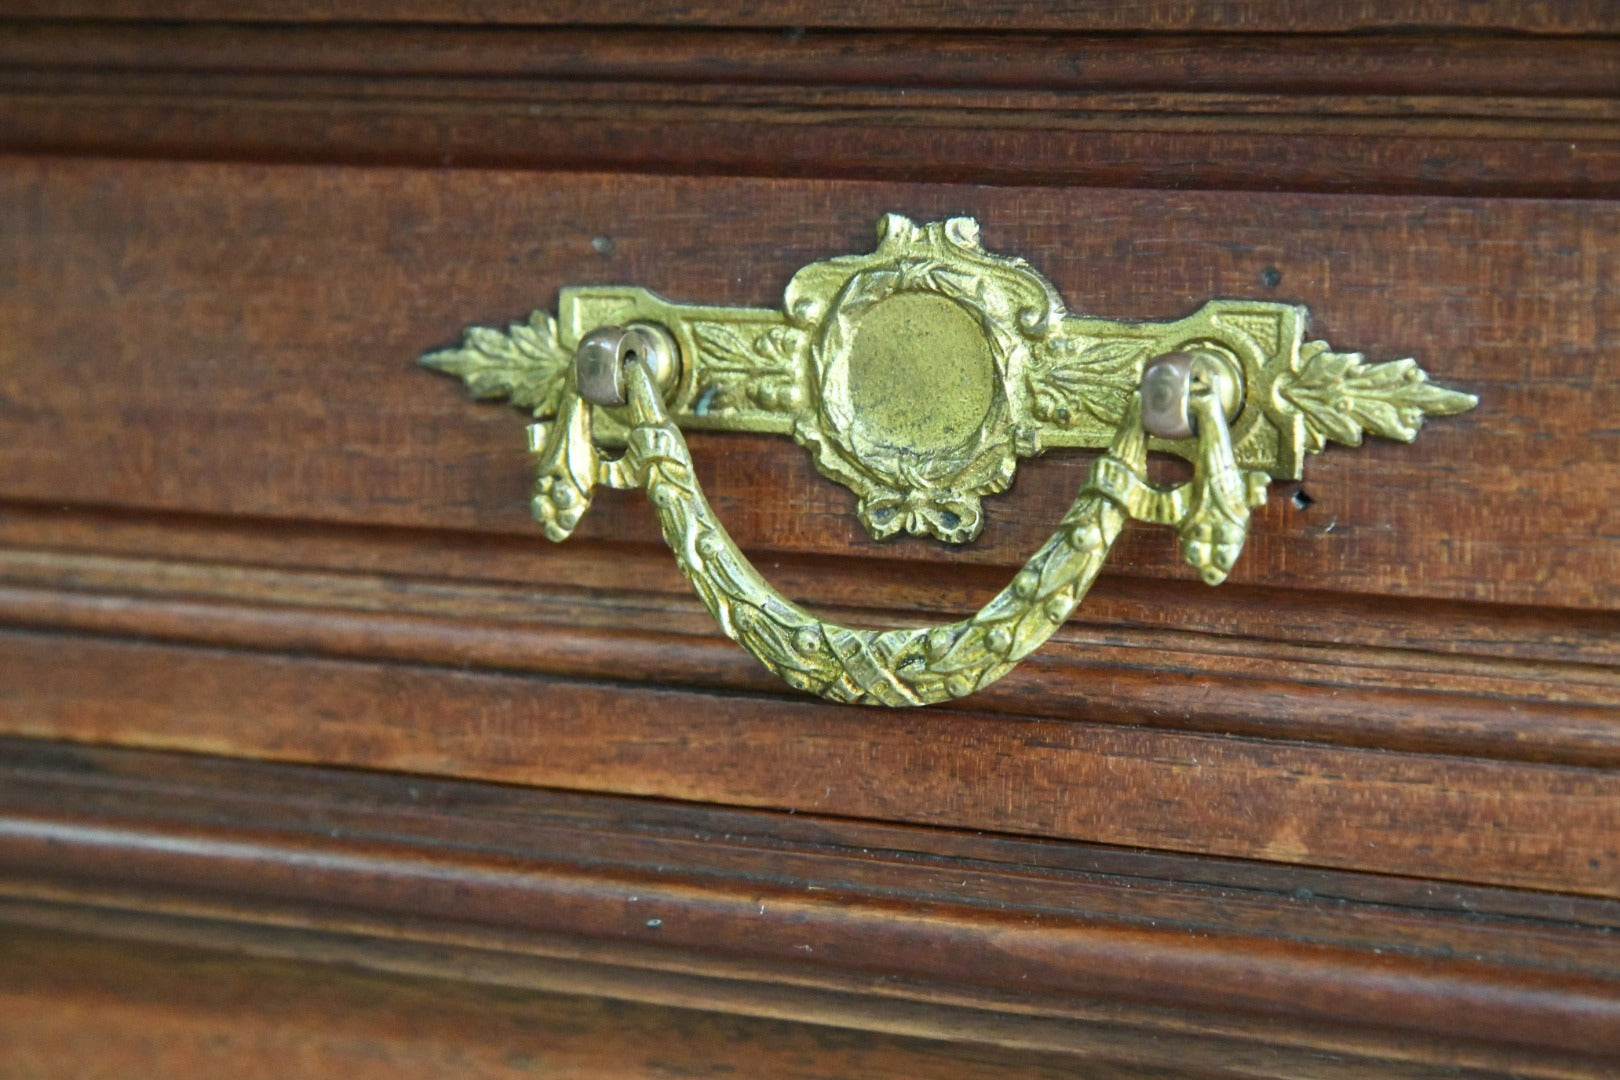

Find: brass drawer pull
[424,215,1474,705]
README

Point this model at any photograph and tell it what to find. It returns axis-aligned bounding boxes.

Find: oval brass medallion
[422,212,1479,703]
[426,212,1476,548]
[846,293,996,454]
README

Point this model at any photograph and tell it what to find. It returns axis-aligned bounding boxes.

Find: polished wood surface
[1,160,1612,607]
[6,625,1620,896]
[3,23,1618,196]
[8,2,1620,33]
[3,739,1617,1076]
[0,8,1616,1074]
[6,928,1156,1080]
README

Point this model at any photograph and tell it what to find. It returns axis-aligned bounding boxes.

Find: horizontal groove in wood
[1,738,1617,1071]
[2,23,1616,197]
[3,502,1614,670]
[3,75,1616,195]
[0,915,1601,1080]
[0,541,1616,768]
[4,24,1617,101]
[13,71,1620,128]
[3,629,1617,897]
[5,926,1189,1080]
[6,3,1619,34]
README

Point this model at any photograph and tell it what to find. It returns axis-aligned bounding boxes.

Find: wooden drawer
[1,8,1617,1077]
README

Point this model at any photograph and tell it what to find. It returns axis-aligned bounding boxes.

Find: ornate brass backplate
[426,214,1474,543]
[422,215,1475,705]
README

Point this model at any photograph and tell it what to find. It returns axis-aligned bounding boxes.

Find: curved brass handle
[423,214,1475,706]
[535,342,1262,706]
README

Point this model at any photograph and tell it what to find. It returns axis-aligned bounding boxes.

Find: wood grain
[6,24,1619,98]
[7,82,1615,198]
[0,913,1577,1080]
[2,502,1613,668]
[4,629,1617,896]
[1,11,1616,1074]
[3,23,1616,196]
[3,928,1158,1080]
[1,739,1617,1075]
[0,157,1612,609]
[7,1,1620,34]
[1,541,1616,768]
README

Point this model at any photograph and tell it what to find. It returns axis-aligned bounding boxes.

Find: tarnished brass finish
[422,214,1477,705]
[576,323,680,408]
[1140,351,1243,441]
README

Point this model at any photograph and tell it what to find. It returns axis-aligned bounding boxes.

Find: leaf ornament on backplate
[422,214,1477,705]
[421,311,573,416]
[1276,340,1478,452]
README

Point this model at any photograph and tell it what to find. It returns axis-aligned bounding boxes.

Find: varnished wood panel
[1,538,1617,767]
[7,2,1619,34]
[5,629,1617,896]
[11,94,1614,198]
[3,24,1615,196]
[0,158,1613,609]
[0,11,1615,1074]
[6,24,1618,98]
[2,928,1157,1080]
[1,740,1616,1075]
[2,503,1613,668]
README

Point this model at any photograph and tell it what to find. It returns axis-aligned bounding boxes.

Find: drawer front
[1,12,1618,1076]
[1,157,1615,890]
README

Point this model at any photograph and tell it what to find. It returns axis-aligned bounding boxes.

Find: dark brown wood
[7,2,1620,33]
[1,532,1616,769]
[2,502,1613,667]
[5,628,1618,896]
[0,918,1515,1080]
[0,158,1613,609]
[0,13,1617,1072]
[2,24,1616,197]
[5,928,1175,1080]
[10,92,1614,198]
[1,739,1617,1076]
[6,24,1620,97]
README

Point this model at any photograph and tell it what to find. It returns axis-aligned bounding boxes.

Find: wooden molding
[0,23,1617,195]
[2,737,1618,1075]
[5,2,1619,33]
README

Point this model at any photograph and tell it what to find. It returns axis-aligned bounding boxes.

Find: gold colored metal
[422,213,1477,705]
[424,213,1475,543]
